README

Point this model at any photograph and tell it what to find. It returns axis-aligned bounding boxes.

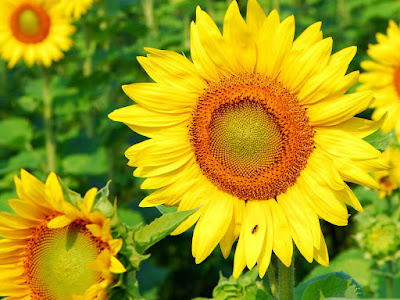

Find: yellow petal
[223,1,256,71]
[195,6,241,75]
[257,200,273,278]
[139,48,207,92]
[192,190,233,263]
[47,215,73,228]
[109,104,188,128]
[267,200,293,267]
[315,128,381,160]
[307,91,373,126]
[242,200,266,269]
[277,191,314,263]
[122,83,196,114]
[190,22,220,82]
[246,0,266,38]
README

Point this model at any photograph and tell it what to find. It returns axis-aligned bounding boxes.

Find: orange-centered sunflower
[359,20,400,139]
[0,170,126,300]
[109,0,386,278]
[0,0,75,68]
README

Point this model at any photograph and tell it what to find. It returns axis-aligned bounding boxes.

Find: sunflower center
[210,100,283,172]
[24,218,107,300]
[190,73,315,200]
[10,3,50,43]
[394,66,400,97]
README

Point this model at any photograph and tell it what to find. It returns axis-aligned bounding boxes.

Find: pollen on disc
[25,220,106,300]
[209,100,283,177]
[190,73,315,200]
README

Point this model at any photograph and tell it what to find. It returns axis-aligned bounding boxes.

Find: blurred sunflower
[60,0,98,20]
[109,0,386,277]
[0,0,75,68]
[374,146,400,198]
[0,170,126,300]
[359,20,400,139]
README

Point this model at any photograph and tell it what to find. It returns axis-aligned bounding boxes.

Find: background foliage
[1,0,400,299]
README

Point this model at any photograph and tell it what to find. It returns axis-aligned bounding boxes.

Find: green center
[18,9,40,36]
[30,222,102,299]
[209,100,283,172]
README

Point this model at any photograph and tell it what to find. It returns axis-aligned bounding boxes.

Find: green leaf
[61,147,108,176]
[0,118,32,150]
[305,249,372,288]
[134,207,198,254]
[295,272,362,300]
[363,129,393,152]
[118,208,144,228]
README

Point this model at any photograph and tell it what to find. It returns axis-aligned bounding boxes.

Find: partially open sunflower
[0,0,75,68]
[109,0,386,277]
[0,170,126,300]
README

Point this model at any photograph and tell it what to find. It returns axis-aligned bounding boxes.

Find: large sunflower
[60,0,98,20]
[0,170,126,300]
[0,0,75,68]
[359,20,400,139]
[109,0,386,277]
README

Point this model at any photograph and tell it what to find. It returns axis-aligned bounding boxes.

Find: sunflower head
[0,0,75,68]
[0,169,126,300]
[359,20,400,139]
[109,0,386,278]
[374,145,400,198]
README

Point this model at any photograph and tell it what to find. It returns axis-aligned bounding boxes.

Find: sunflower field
[1,0,400,299]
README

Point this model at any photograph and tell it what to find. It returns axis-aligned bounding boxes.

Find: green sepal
[57,176,83,205]
[94,180,115,218]
[364,129,394,152]
[295,271,363,300]
[134,207,198,254]
[156,204,178,214]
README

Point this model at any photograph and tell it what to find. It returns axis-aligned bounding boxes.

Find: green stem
[278,258,294,300]
[42,68,56,172]
[386,260,394,298]
[273,0,280,11]
[142,0,157,39]
[267,257,278,297]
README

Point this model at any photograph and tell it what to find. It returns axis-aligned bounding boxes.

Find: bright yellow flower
[359,20,400,139]
[0,170,126,300]
[374,146,400,198]
[0,0,75,68]
[109,0,386,278]
[60,0,98,20]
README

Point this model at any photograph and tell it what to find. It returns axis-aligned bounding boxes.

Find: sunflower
[0,0,75,68]
[109,0,386,277]
[359,20,400,139]
[0,169,126,300]
[374,146,400,198]
[60,0,98,20]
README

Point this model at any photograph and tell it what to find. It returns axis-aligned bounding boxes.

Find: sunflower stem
[42,68,56,172]
[267,255,278,297]
[385,260,394,298]
[278,257,294,300]
[273,0,280,11]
